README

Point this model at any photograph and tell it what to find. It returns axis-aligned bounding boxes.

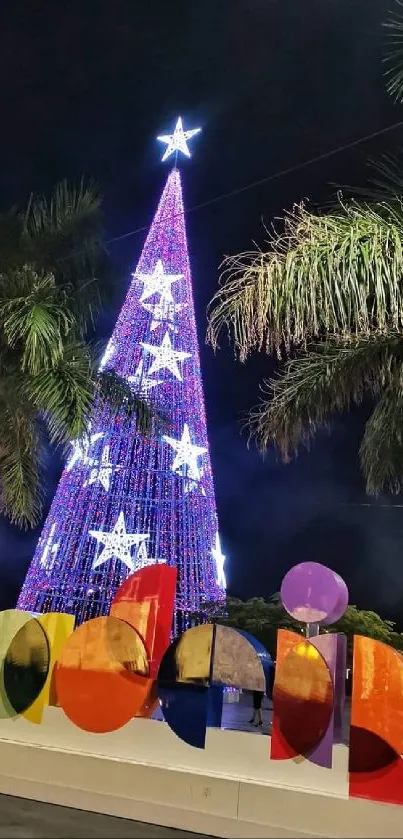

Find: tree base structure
[0,708,402,838]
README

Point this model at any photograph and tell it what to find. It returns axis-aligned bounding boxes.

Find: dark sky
[1,0,403,621]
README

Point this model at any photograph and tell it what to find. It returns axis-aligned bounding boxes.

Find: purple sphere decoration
[280,562,349,625]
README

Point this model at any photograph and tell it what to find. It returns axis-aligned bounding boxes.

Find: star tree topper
[89,512,149,572]
[157,116,201,162]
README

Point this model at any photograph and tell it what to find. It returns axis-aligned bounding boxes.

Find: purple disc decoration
[280,562,348,625]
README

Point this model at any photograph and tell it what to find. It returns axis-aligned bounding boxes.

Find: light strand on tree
[17,161,226,630]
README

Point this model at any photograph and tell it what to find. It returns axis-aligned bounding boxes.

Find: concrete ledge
[0,710,401,837]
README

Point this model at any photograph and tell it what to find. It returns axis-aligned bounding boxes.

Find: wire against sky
[317,501,403,509]
[105,118,403,248]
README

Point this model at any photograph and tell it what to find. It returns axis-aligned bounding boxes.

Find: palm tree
[208,194,403,496]
[0,181,152,528]
[385,0,403,103]
[207,3,403,497]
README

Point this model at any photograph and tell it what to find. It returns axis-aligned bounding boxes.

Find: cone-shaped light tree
[18,118,226,631]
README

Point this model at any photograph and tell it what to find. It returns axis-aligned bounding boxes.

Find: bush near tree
[214,595,403,664]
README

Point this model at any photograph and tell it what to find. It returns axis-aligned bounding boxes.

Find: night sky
[1,0,403,621]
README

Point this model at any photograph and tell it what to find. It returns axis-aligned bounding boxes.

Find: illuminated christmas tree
[17,118,226,630]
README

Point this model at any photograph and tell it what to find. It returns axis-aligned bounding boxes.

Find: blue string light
[17,166,226,631]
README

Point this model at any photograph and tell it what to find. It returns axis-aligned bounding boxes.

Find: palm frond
[251,334,403,460]
[344,154,403,206]
[22,179,104,331]
[29,342,93,445]
[0,404,43,528]
[96,370,154,437]
[23,179,103,265]
[64,275,103,336]
[384,0,403,102]
[207,201,403,357]
[0,269,73,374]
[366,154,403,201]
[0,264,44,299]
[360,386,403,494]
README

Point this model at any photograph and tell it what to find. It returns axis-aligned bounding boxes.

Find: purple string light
[17,168,226,631]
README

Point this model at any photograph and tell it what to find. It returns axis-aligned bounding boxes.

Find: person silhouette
[249,690,264,727]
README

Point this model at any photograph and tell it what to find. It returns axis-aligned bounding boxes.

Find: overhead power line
[104,118,403,248]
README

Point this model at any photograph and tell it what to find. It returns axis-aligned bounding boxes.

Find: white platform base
[0,709,401,837]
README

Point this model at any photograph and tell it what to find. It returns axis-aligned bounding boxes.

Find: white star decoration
[66,424,104,472]
[157,117,201,163]
[85,445,117,492]
[128,359,163,394]
[136,260,183,304]
[89,512,149,572]
[212,533,226,589]
[141,332,191,381]
[143,299,185,332]
[40,524,59,570]
[99,341,115,371]
[163,424,207,481]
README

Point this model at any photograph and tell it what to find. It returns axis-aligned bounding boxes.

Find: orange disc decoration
[271,630,333,760]
[55,616,150,732]
[349,635,403,806]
